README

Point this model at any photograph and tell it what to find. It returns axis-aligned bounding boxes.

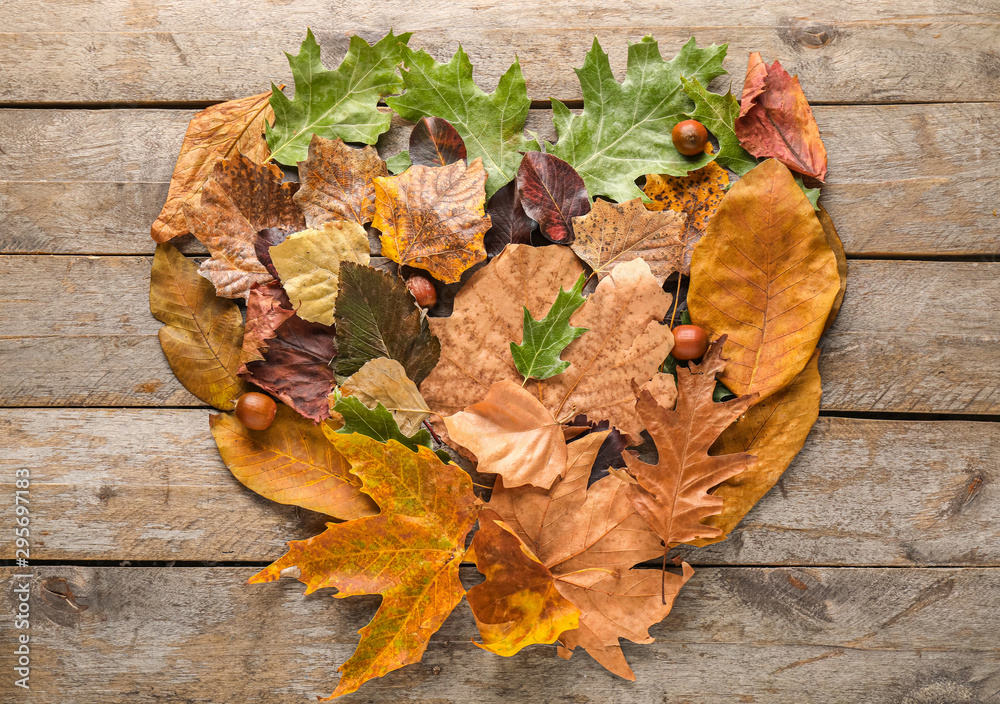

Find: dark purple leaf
[568,414,629,485]
[516,151,591,244]
[484,179,535,257]
[254,227,293,279]
[240,314,337,423]
[409,117,467,167]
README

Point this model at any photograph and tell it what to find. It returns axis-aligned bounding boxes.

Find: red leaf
[735,53,828,181]
[516,151,590,243]
[409,116,467,167]
[239,314,337,423]
[254,226,291,280]
[484,179,535,257]
[239,282,295,371]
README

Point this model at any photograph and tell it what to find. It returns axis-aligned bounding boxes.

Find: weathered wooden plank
[2,104,999,256]
[1,256,997,413]
[1,410,996,566]
[1,566,998,703]
[1,4,999,104]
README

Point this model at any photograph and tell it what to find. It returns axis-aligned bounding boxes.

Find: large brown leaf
[691,349,822,546]
[622,341,757,546]
[210,404,376,520]
[687,159,839,403]
[151,91,273,243]
[420,244,675,440]
[184,153,305,299]
[570,198,686,285]
[294,135,388,228]
[373,158,489,283]
[474,430,693,677]
[149,243,249,410]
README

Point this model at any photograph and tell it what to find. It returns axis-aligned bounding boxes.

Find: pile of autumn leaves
[148,29,846,700]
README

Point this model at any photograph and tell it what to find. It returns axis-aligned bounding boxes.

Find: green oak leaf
[386,45,539,197]
[680,76,758,176]
[330,390,450,461]
[547,37,727,203]
[267,29,411,166]
[511,273,588,381]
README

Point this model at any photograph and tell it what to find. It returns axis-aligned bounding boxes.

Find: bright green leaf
[510,273,589,381]
[680,76,758,176]
[547,37,727,203]
[328,390,450,461]
[386,150,412,174]
[267,29,411,166]
[386,45,539,197]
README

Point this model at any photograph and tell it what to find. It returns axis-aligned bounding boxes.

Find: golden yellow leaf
[340,357,431,436]
[294,135,388,227]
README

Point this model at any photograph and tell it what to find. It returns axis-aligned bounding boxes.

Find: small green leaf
[511,273,589,381]
[794,174,822,210]
[330,390,450,462]
[680,77,758,176]
[386,151,412,174]
[267,29,411,166]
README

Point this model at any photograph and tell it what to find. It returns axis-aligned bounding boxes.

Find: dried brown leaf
[340,358,431,437]
[294,135,388,228]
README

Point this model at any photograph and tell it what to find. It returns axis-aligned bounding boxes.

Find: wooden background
[2,1,999,701]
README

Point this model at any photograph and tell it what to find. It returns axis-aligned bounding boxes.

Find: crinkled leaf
[547,37,727,203]
[340,357,431,436]
[516,151,590,244]
[239,281,295,370]
[270,221,371,326]
[250,435,477,699]
[294,135,388,227]
[266,29,411,166]
[484,178,535,257]
[327,390,447,462]
[687,159,839,402]
[409,116,467,167]
[570,198,686,284]
[511,273,588,381]
[334,262,441,384]
[152,91,273,243]
[387,46,539,197]
[184,154,304,299]
[210,404,376,520]
[679,77,757,176]
[150,243,249,410]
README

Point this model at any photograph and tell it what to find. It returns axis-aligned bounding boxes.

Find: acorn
[670,324,710,360]
[406,275,437,308]
[671,119,709,156]
[234,392,277,430]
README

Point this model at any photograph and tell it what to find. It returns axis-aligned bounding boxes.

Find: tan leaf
[688,158,839,403]
[691,349,821,546]
[570,198,687,285]
[340,358,431,436]
[642,158,730,274]
[818,205,848,332]
[149,243,249,410]
[152,91,273,243]
[294,135,388,227]
[184,153,305,299]
[210,404,377,520]
[373,158,489,283]
[270,221,371,326]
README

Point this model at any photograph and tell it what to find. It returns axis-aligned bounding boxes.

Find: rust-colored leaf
[373,158,490,283]
[691,350,821,546]
[642,158,730,275]
[294,135,388,228]
[210,404,376,520]
[420,244,675,441]
[516,151,591,244]
[239,281,295,370]
[622,340,757,546]
[250,434,477,700]
[184,153,305,299]
[152,91,273,243]
[687,159,839,403]
[570,198,686,285]
[409,116,467,167]
[735,53,828,181]
[149,243,249,410]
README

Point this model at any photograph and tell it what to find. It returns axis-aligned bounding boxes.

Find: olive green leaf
[326,390,449,462]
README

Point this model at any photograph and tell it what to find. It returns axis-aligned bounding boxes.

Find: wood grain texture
[2,104,998,256]
[1,411,997,566]
[1,256,998,413]
[1,565,998,703]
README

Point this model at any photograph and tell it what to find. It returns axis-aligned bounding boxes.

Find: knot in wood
[789,19,835,48]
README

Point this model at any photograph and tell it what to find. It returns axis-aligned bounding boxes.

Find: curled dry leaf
[250,435,477,700]
[484,178,534,257]
[340,357,430,437]
[269,221,371,326]
[623,340,757,546]
[687,159,839,403]
[374,158,490,283]
[294,135,388,228]
[818,204,848,331]
[570,198,687,284]
[152,90,273,243]
[184,153,305,299]
[210,404,376,520]
[239,281,295,370]
[736,52,828,181]
[409,116,467,167]
[691,350,821,546]
[516,151,591,244]
[420,244,674,440]
[150,243,249,410]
